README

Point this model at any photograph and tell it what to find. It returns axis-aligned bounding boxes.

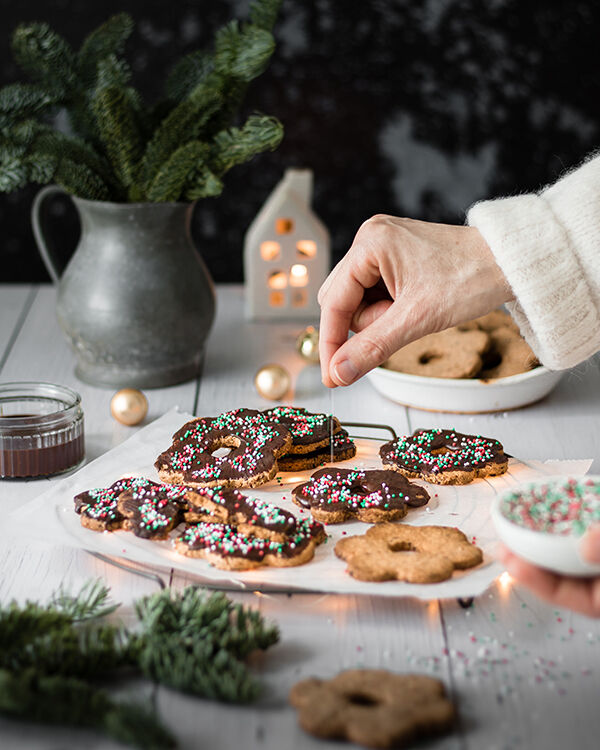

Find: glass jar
[0,382,84,478]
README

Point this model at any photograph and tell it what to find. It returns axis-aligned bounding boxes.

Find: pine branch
[0,83,59,129]
[2,7,283,201]
[55,157,113,200]
[138,78,223,195]
[77,13,134,88]
[0,669,175,749]
[51,579,118,621]
[183,167,224,201]
[146,140,213,202]
[33,129,122,196]
[11,22,77,95]
[0,600,72,651]
[3,623,134,678]
[133,588,278,701]
[210,113,283,176]
[136,634,261,702]
[92,85,145,189]
[214,21,275,83]
[249,0,283,31]
[165,51,214,104]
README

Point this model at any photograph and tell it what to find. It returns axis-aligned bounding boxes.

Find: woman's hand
[318,214,513,387]
[497,527,600,618]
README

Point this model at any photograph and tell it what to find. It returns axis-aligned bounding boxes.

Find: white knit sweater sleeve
[467,155,600,370]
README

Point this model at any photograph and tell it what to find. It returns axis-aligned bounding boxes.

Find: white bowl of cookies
[491,476,600,577]
[366,310,563,413]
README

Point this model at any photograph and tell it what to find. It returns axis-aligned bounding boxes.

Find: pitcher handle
[31,185,71,284]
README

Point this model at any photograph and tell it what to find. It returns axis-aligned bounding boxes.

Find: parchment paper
[9,409,593,600]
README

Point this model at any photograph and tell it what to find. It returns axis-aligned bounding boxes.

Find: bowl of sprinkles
[492,476,600,577]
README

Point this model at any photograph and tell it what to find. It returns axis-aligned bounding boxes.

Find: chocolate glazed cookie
[183,486,300,541]
[155,409,292,489]
[380,428,508,485]
[292,468,429,524]
[261,406,342,454]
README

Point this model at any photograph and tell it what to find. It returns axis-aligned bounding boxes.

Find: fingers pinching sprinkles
[380,428,508,485]
[292,468,429,524]
[154,408,292,489]
[289,669,455,749]
[334,524,483,583]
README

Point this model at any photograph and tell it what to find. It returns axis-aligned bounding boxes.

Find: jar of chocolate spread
[0,382,84,478]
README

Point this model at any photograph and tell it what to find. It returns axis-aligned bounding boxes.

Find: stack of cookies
[384,309,538,379]
[74,478,326,570]
[154,407,357,489]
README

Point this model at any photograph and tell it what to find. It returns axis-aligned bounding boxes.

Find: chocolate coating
[292,468,429,523]
[155,409,291,487]
[380,428,508,483]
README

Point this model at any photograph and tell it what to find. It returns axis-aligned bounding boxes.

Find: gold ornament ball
[110,388,148,426]
[296,325,320,363]
[254,364,291,401]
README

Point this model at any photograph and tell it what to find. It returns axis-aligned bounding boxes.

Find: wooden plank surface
[0,284,599,750]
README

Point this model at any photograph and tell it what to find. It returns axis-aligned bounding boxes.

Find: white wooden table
[1,283,599,750]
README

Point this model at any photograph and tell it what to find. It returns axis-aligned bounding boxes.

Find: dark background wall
[1,0,599,283]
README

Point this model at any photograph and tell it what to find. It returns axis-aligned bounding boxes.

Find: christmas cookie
[183,486,300,541]
[117,481,190,539]
[383,327,490,379]
[380,428,508,485]
[278,429,357,471]
[74,476,154,531]
[289,670,455,749]
[479,327,539,379]
[262,405,342,454]
[155,409,292,489]
[174,517,326,570]
[334,523,483,583]
[292,468,429,524]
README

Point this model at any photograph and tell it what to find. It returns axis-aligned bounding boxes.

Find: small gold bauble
[254,364,291,401]
[296,325,320,364]
[110,388,148,426]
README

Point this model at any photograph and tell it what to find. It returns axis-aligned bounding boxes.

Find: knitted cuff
[467,192,600,370]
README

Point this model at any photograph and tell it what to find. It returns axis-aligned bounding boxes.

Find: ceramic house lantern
[244,168,330,320]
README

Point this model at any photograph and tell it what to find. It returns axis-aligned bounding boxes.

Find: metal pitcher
[32,186,216,388]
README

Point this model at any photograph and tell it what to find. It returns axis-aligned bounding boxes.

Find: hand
[318,215,513,387]
[497,527,600,618]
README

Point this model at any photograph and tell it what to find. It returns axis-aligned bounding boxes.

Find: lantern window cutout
[291,289,308,308]
[244,168,331,320]
[276,218,294,234]
[268,270,287,289]
[261,241,281,261]
[296,240,317,259]
[289,264,308,287]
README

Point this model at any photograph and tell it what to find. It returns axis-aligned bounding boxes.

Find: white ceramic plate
[491,476,600,577]
[366,365,563,413]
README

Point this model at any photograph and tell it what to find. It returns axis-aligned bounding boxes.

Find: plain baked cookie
[334,523,483,583]
[292,468,429,524]
[289,669,455,748]
[383,327,490,378]
[379,428,508,485]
